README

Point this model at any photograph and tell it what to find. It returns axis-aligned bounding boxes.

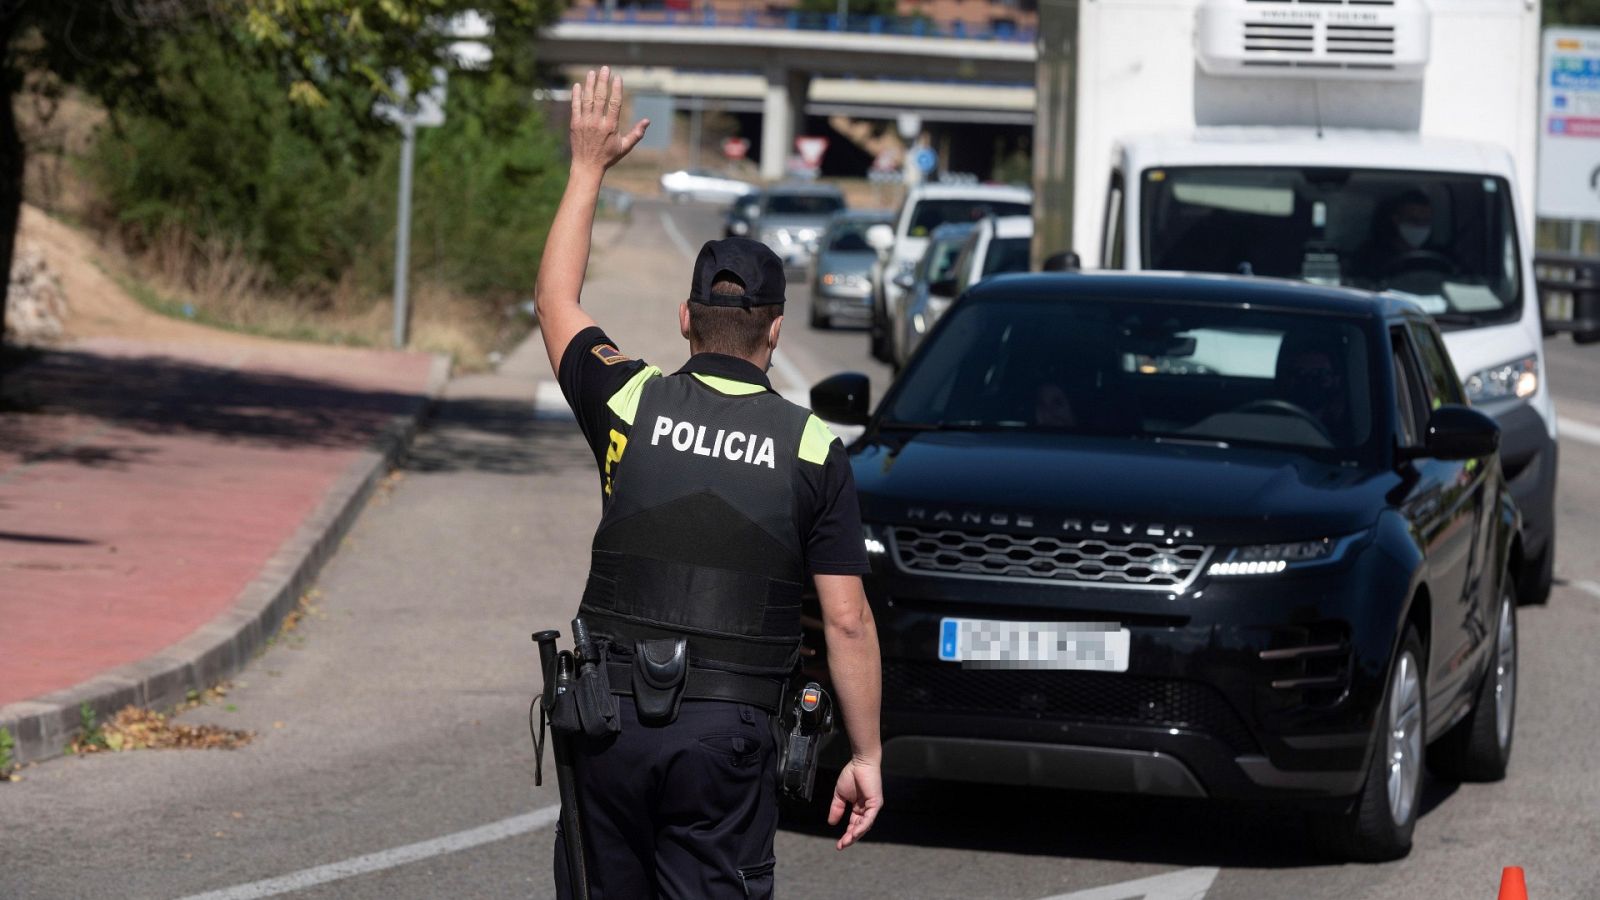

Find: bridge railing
[560,6,1036,42]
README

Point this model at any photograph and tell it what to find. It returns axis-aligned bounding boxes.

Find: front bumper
[808,536,1414,805]
[815,286,873,319]
[1486,400,1558,560]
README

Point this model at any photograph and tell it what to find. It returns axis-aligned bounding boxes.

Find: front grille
[884,662,1259,754]
[891,526,1212,592]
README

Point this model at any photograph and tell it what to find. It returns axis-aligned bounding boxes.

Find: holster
[574,647,621,740]
[632,638,688,725]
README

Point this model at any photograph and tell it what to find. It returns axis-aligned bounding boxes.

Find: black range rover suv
[809,272,1521,861]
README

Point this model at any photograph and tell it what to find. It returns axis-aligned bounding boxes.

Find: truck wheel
[1516,536,1553,606]
[1310,626,1425,862]
[1429,583,1516,782]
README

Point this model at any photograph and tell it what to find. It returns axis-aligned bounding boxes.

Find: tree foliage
[2,0,559,344]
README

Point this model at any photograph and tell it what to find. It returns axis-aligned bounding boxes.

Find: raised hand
[569,65,650,174]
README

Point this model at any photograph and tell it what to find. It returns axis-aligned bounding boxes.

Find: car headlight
[796,228,819,243]
[1207,530,1369,577]
[1463,355,1538,404]
[863,524,888,556]
[762,228,792,246]
[912,312,927,335]
[730,221,749,236]
[821,273,866,288]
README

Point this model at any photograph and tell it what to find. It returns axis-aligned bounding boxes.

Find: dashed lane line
[173,806,562,900]
[1574,580,1600,601]
[1036,866,1219,900]
[1559,416,1600,448]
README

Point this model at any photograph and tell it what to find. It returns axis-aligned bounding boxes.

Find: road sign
[914,146,937,175]
[1539,28,1600,220]
[872,148,899,172]
[722,137,750,161]
[795,136,830,170]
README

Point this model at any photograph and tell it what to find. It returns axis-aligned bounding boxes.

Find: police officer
[534,67,884,899]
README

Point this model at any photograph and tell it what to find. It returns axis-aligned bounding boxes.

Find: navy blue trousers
[554,696,779,900]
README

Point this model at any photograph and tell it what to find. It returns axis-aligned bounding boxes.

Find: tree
[0,0,554,348]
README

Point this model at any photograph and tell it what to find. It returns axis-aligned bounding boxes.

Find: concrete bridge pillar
[760,66,810,181]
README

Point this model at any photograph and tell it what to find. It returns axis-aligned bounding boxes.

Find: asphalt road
[5,198,1600,899]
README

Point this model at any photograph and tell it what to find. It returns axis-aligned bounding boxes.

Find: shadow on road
[401,395,595,476]
[783,771,1462,870]
[0,346,424,467]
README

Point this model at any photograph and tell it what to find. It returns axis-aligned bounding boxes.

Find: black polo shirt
[558,326,870,577]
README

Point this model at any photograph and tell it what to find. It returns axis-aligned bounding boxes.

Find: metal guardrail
[563,7,1036,42]
[1533,253,1600,344]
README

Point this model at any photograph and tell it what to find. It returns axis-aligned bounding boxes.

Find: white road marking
[534,381,575,420]
[174,805,562,900]
[1037,867,1220,900]
[659,209,698,261]
[1574,580,1600,601]
[1558,415,1600,448]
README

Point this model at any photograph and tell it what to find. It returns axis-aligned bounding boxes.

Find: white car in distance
[660,168,755,205]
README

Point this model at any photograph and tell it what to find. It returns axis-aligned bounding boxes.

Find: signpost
[376,70,448,349]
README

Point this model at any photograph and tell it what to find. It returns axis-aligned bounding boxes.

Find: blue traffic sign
[914,147,937,175]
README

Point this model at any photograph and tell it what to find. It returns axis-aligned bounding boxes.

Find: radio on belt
[778,681,834,801]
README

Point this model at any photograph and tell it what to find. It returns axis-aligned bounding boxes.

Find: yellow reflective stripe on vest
[606,366,662,425]
[798,414,838,465]
[691,373,767,396]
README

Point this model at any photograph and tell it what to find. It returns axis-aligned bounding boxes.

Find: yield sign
[795,135,830,168]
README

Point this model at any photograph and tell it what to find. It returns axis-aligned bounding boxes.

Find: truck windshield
[883,295,1382,465]
[908,199,1031,237]
[1140,167,1521,326]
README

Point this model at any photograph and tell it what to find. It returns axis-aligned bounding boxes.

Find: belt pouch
[633,638,688,725]
[575,649,621,739]
[550,686,582,736]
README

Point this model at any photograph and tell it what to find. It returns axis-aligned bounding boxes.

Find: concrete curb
[0,353,453,768]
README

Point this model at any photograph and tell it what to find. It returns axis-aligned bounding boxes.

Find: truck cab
[1034,0,1558,602]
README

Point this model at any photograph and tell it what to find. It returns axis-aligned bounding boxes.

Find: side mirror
[928,277,958,299]
[866,224,895,253]
[1417,405,1500,461]
[1041,250,1082,272]
[811,372,871,426]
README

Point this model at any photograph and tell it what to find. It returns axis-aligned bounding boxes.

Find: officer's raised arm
[534,66,650,377]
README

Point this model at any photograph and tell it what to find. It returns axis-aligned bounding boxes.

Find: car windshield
[768,193,844,216]
[1141,167,1521,326]
[909,199,1030,237]
[827,220,884,252]
[982,237,1032,276]
[920,235,968,282]
[883,294,1382,464]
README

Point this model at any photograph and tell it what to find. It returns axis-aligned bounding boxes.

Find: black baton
[533,630,591,900]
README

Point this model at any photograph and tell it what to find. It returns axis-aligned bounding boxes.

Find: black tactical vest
[579,372,811,681]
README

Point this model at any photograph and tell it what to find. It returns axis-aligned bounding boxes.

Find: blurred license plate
[937,618,1130,672]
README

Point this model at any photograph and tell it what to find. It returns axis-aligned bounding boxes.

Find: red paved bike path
[0,337,441,710]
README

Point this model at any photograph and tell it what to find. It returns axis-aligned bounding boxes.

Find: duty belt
[605,660,785,713]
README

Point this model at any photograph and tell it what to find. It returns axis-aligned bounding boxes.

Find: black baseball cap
[688,237,786,308]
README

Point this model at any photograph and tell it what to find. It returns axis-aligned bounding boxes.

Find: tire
[1310,626,1426,862]
[869,318,890,361]
[810,300,829,329]
[1429,582,1517,782]
[1516,536,1553,606]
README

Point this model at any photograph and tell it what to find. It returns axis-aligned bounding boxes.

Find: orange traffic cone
[1498,866,1527,900]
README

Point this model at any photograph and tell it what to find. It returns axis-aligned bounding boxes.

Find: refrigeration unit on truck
[1033,0,1559,603]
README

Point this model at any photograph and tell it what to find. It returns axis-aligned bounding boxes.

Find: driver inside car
[1279,340,1351,444]
[1350,190,1454,286]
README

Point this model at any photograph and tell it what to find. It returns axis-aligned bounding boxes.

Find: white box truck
[1034,0,1558,603]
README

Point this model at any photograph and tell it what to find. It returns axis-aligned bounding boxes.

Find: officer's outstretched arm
[815,573,884,850]
[535,65,650,376]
